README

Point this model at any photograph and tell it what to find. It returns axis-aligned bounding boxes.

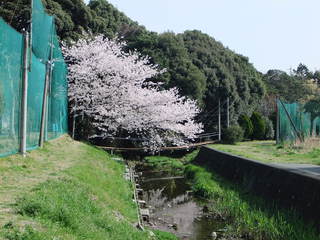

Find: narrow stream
[135,164,226,240]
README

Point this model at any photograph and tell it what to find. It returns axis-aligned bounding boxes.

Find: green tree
[0,0,30,31]
[263,66,318,102]
[222,125,244,144]
[304,97,320,122]
[250,112,266,140]
[263,117,274,140]
[293,63,311,79]
[89,0,133,38]
[181,30,265,129]
[238,114,253,139]
[0,0,268,138]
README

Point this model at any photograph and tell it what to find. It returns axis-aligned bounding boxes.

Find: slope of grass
[185,165,320,240]
[0,135,176,239]
[210,140,320,165]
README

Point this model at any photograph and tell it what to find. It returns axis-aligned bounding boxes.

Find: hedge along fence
[194,146,320,222]
[0,0,68,157]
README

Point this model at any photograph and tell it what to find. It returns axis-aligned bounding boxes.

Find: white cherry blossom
[63,35,203,151]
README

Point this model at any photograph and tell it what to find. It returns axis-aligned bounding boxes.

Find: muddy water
[135,165,226,240]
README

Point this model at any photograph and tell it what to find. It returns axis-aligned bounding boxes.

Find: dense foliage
[238,114,253,139]
[0,0,133,41]
[263,64,320,103]
[123,29,266,130]
[263,116,275,140]
[0,0,266,135]
[222,125,244,144]
[181,31,265,126]
[250,112,266,140]
[6,0,319,142]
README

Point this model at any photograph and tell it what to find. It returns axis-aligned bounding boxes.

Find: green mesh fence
[312,117,320,136]
[47,30,68,140]
[0,0,68,157]
[27,53,46,150]
[277,100,319,143]
[32,0,54,61]
[0,18,23,156]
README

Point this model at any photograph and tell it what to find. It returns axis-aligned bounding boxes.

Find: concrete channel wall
[194,146,320,221]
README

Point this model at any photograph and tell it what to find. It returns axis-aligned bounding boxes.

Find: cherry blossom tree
[63,35,203,151]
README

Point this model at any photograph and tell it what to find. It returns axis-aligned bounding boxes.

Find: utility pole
[227,97,230,128]
[20,30,29,156]
[218,98,221,141]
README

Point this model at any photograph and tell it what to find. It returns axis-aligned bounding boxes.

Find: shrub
[250,112,266,140]
[222,125,244,144]
[264,117,275,140]
[238,114,253,139]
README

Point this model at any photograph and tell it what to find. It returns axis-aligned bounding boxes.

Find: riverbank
[185,164,319,240]
[145,150,320,240]
[0,135,175,239]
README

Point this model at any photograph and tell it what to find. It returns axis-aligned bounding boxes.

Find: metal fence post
[20,31,29,156]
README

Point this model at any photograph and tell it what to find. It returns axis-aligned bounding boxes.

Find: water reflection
[136,165,226,240]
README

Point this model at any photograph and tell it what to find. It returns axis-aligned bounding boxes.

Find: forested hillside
[0,0,266,132]
[263,64,320,103]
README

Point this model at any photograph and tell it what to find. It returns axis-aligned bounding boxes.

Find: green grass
[144,150,199,173]
[152,230,178,240]
[0,135,176,240]
[145,151,320,239]
[210,140,320,165]
[185,165,319,240]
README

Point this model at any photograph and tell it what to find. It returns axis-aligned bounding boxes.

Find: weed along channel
[128,150,320,240]
[133,158,228,240]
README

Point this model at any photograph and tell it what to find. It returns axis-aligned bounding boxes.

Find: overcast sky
[85,0,320,73]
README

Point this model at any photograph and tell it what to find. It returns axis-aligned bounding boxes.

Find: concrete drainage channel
[123,160,158,235]
[111,157,145,229]
[133,163,228,240]
[121,156,250,240]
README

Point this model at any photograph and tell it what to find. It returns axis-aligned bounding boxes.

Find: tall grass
[144,150,199,174]
[185,165,319,240]
[0,138,176,239]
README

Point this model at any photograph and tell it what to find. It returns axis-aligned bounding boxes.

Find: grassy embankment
[211,140,320,165]
[146,150,320,240]
[0,135,177,240]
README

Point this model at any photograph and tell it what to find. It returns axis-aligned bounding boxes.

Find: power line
[200,99,236,126]
[198,99,228,123]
